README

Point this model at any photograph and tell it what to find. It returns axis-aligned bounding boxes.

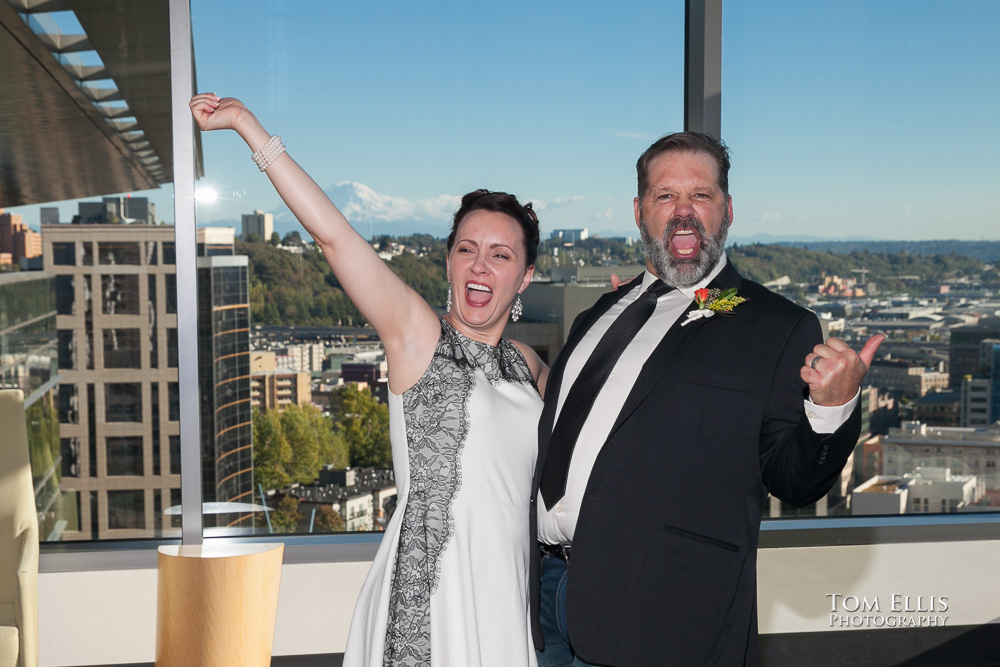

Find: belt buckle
[541,542,571,563]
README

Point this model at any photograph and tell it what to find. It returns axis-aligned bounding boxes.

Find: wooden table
[156,543,284,667]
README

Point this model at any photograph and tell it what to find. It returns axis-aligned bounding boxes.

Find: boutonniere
[681,287,748,326]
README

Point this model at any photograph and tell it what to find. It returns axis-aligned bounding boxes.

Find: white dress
[344,318,542,667]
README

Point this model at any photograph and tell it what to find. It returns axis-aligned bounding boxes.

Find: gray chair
[0,390,39,667]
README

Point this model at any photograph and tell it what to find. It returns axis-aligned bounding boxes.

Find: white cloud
[534,195,586,210]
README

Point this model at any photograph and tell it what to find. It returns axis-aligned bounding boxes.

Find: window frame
[37,0,1000,574]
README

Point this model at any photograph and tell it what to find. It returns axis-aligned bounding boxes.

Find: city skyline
[6,0,999,242]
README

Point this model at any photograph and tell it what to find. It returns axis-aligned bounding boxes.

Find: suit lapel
[609,262,744,436]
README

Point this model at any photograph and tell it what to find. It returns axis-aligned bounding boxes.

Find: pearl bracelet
[251,135,286,172]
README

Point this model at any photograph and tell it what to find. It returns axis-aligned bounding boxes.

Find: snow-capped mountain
[271,181,458,238]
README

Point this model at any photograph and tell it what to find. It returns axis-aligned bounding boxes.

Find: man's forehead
[647,150,721,185]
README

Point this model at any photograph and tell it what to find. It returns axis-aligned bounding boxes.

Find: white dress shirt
[537,254,858,544]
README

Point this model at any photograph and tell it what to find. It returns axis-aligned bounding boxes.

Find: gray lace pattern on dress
[382,318,533,666]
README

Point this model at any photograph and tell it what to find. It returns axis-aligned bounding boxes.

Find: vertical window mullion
[168,0,204,546]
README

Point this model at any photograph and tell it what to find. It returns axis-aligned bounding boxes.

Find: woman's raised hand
[189,93,250,133]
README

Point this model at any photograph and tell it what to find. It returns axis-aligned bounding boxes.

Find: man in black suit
[531,132,883,666]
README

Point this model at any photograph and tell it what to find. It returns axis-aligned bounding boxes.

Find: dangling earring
[511,294,523,322]
[446,284,452,313]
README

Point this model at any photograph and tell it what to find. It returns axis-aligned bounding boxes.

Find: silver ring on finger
[811,356,821,370]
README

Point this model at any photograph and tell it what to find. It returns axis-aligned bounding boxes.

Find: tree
[333,385,392,467]
[270,231,281,246]
[271,495,302,533]
[252,407,292,490]
[282,230,302,246]
[244,232,262,244]
[280,404,321,484]
[315,505,344,533]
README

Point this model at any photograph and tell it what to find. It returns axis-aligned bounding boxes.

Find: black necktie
[539,279,673,510]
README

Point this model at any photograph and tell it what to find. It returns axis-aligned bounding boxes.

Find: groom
[530,132,883,666]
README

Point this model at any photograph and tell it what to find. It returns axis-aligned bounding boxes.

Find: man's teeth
[467,283,492,293]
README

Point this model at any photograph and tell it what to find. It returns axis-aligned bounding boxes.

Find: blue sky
[8,0,999,241]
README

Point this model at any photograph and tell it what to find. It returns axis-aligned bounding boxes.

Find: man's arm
[758,315,883,506]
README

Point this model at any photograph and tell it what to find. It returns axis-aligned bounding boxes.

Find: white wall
[38,540,1000,666]
[757,539,1000,633]
[38,560,371,666]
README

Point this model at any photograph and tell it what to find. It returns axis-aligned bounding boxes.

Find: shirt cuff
[803,389,860,434]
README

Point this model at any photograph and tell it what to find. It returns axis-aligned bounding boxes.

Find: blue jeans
[536,552,599,667]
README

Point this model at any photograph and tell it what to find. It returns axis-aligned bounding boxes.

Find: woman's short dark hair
[446,189,540,267]
[636,132,731,200]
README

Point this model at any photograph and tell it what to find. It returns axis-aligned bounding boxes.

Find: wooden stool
[156,543,284,667]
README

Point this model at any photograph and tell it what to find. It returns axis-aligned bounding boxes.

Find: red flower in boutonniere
[682,287,748,326]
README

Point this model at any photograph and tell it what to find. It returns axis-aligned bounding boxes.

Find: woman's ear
[519,264,535,293]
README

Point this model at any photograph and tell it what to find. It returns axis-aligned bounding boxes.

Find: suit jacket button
[529,497,536,506]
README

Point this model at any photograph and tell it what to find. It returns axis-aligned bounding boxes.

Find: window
[61,437,80,477]
[107,490,145,530]
[189,0,683,537]
[168,382,180,422]
[52,242,75,266]
[55,275,74,315]
[106,437,144,476]
[169,435,181,475]
[103,329,142,368]
[98,242,141,265]
[105,383,143,422]
[57,330,75,370]
[101,275,140,315]
[725,0,1000,519]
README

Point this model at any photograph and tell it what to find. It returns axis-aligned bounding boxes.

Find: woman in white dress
[190,93,547,667]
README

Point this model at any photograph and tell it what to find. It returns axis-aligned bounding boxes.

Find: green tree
[280,404,321,484]
[315,505,344,533]
[270,231,281,246]
[332,386,392,468]
[252,407,292,490]
[271,495,302,533]
[25,395,60,481]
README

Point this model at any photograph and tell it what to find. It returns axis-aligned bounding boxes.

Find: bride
[191,93,547,666]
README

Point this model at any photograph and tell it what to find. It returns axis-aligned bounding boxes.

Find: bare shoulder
[510,339,550,397]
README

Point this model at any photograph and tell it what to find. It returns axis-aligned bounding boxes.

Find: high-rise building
[42,223,250,539]
[0,208,42,264]
[242,210,273,241]
[75,196,156,225]
[949,319,1000,386]
[40,207,60,224]
[197,253,254,528]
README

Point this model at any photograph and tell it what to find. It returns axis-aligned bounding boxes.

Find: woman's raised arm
[190,93,440,390]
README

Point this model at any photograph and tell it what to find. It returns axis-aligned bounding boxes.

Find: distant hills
[765,239,1000,264]
[207,180,1000,263]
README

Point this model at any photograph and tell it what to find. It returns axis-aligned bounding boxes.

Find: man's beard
[639,211,730,288]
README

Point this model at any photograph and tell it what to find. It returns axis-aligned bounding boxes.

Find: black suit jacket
[530,262,861,666]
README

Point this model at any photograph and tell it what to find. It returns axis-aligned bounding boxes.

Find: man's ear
[633,197,642,230]
[726,195,734,228]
